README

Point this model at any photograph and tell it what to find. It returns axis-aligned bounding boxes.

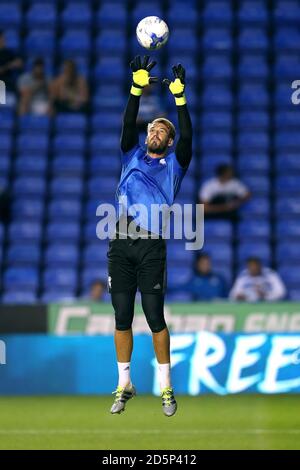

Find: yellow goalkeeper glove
[163,64,186,106]
[130,55,158,96]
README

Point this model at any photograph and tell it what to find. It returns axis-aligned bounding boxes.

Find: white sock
[158,363,171,391]
[117,362,131,388]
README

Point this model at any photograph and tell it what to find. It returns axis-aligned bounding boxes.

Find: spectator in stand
[50,59,89,113]
[89,279,106,302]
[171,253,227,301]
[136,85,166,133]
[17,58,50,115]
[230,257,286,302]
[199,164,251,220]
[0,30,23,106]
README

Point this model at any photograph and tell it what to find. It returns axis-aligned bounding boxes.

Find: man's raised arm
[163,64,193,168]
[121,55,158,153]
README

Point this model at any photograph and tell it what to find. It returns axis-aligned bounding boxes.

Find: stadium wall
[0,333,299,395]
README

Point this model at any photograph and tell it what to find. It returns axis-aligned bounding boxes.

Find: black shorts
[107,236,167,294]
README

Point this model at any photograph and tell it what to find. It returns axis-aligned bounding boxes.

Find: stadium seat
[202,85,233,108]
[51,156,84,175]
[132,3,163,23]
[274,1,300,24]
[6,244,40,265]
[81,267,108,288]
[203,28,232,51]
[3,267,39,290]
[238,111,269,129]
[95,30,126,54]
[238,1,268,25]
[201,242,232,264]
[242,175,270,195]
[276,221,300,239]
[275,28,300,50]
[41,290,76,303]
[83,242,109,265]
[18,115,50,132]
[8,222,42,242]
[167,4,198,27]
[61,3,92,27]
[44,244,79,267]
[54,114,87,132]
[15,155,47,175]
[25,30,55,55]
[167,28,197,52]
[240,197,270,217]
[12,199,44,220]
[204,221,233,240]
[89,156,121,175]
[92,113,121,131]
[53,135,86,153]
[2,291,37,304]
[238,131,269,151]
[93,57,125,82]
[48,199,82,220]
[203,55,232,80]
[26,3,56,27]
[43,268,77,289]
[0,3,22,28]
[237,221,270,240]
[17,134,49,153]
[239,54,269,79]
[238,153,269,173]
[203,1,233,24]
[46,222,80,242]
[199,132,232,152]
[97,3,127,26]
[238,28,268,50]
[59,30,91,56]
[238,83,269,107]
[276,153,300,172]
[275,111,300,129]
[13,177,46,196]
[276,176,300,195]
[277,242,300,263]
[276,197,300,217]
[200,111,232,129]
[237,242,271,264]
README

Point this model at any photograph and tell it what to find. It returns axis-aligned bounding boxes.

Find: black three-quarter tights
[111,290,167,333]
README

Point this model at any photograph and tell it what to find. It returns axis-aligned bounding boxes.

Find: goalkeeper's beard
[147,140,168,155]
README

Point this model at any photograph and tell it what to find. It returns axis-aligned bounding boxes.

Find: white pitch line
[0,429,299,435]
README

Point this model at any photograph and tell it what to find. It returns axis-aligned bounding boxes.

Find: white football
[136,16,169,50]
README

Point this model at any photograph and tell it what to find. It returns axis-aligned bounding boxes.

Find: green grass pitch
[0,395,299,450]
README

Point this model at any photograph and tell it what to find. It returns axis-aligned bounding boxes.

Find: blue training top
[116,144,187,235]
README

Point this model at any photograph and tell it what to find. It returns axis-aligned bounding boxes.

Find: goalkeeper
[108,56,193,417]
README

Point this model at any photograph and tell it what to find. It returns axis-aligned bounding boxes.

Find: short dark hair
[91,279,105,288]
[246,257,261,265]
[33,58,44,67]
[196,252,210,262]
[216,164,233,177]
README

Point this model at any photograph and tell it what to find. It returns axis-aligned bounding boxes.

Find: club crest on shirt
[159,158,166,165]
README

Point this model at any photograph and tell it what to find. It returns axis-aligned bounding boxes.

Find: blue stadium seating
[48,200,81,220]
[238,1,268,25]
[26,3,57,28]
[274,1,300,24]
[6,244,41,265]
[0,1,299,300]
[43,268,77,289]
[203,28,232,51]
[97,3,127,26]
[15,155,47,175]
[0,3,22,28]
[59,30,91,56]
[46,222,80,242]
[61,3,92,27]
[12,199,44,220]
[4,267,39,290]
[25,30,56,56]
[45,244,79,267]
[203,1,233,24]
[238,28,268,50]
[2,291,37,304]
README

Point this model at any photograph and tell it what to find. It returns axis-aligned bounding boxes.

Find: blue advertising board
[0,333,299,395]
